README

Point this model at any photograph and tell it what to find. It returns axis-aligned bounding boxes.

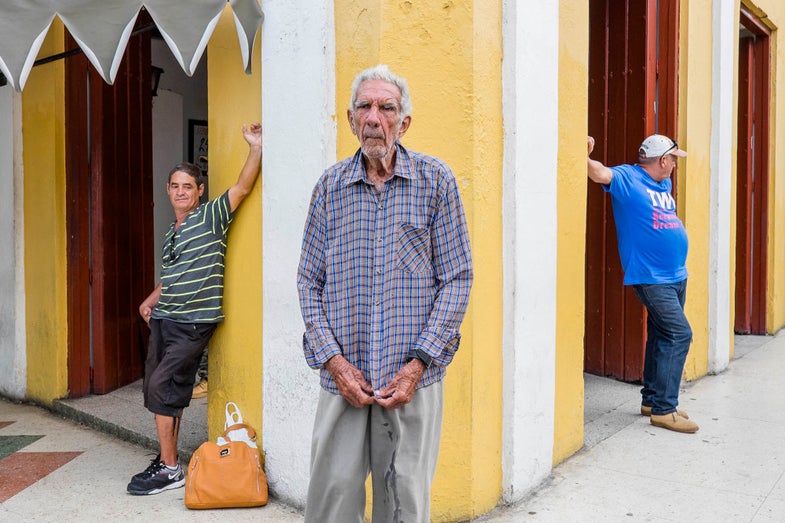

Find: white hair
[349,64,412,118]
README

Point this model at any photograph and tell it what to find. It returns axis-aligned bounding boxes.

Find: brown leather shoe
[641,405,689,419]
[650,413,699,433]
[192,379,208,399]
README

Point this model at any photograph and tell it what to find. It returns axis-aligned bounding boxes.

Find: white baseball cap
[639,134,687,159]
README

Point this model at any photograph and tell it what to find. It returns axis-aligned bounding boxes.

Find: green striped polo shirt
[152,190,235,323]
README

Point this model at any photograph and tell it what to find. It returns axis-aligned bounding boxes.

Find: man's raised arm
[228,123,263,212]
[587,136,613,185]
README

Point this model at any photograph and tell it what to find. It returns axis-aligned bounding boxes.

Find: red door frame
[585,0,680,381]
[66,25,154,396]
[735,7,770,334]
[65,43,91,396]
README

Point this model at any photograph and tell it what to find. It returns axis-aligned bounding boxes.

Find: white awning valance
[0,0,263,92]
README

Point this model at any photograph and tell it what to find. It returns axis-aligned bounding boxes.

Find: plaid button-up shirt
[297,143,473,394]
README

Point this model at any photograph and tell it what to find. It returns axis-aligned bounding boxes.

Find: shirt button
[376,268,382,275]
[377,237,382,243]
[377,204,383,210]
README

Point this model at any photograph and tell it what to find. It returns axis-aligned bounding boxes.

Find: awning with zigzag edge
[0,0,263,92]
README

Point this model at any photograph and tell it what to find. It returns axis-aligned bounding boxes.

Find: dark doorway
[734,8,770,335]
[585,0,680,381]
[66,19,155,396]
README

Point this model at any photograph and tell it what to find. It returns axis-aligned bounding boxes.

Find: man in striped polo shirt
[127,123,261,496]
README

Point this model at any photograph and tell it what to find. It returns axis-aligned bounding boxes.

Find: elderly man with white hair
[297,65,474,522]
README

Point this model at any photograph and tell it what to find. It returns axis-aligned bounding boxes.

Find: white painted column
[501,0,559,502]
[261,0,335,508]
[708,0,734,374]
[0,85,26,399]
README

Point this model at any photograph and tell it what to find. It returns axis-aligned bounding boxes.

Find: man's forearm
[298,276,342,369]
[227,123,262,211]
[143,283,162,307]
[586,135,613,184]
[227,145,262,211]
[139,282,162,322]
[235,145,262,194]
[587,157,613,184]
[413,266,472,366]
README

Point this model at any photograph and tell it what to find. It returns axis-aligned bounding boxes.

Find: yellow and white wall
[260,2,506,517]
[0,83,25,399]
[708,0,737,375]
[259,0,336,507]
[5,0,785,520]
[0,24,69,405]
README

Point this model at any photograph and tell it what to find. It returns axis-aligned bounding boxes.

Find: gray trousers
[304,382,443,523]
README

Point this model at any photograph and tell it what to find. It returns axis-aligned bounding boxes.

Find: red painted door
[66,22,155,396]
[585,0,680,381]
[735,9,770,335]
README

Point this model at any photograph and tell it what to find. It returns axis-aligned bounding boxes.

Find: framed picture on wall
[188,119,208,174]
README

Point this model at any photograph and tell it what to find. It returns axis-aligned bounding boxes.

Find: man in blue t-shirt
[587,134,699,434]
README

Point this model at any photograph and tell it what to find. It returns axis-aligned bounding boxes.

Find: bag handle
[224,401,244,429]
[223,423,257,441]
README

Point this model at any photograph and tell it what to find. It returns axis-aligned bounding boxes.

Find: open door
[66,19,155,396]
[585,0,680,381]
[735,7,770,335]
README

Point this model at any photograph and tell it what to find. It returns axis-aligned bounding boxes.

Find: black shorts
[143,318,217,417]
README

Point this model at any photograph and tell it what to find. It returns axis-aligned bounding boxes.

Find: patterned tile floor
[0,421,84,503]
[0,400,302,522]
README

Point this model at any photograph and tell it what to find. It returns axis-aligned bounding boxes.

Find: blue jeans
[632,280,692,415]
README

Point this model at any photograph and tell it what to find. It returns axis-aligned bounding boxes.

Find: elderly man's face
[348,79,411,160]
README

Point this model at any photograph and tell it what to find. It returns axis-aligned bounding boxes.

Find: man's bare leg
[155,414,181,466]
[127,414,185,494]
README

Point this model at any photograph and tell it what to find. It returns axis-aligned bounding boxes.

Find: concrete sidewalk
[1,333,784,521]
[477,333,785,522]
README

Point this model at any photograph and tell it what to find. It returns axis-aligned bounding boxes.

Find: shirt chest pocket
[395,224,432,274]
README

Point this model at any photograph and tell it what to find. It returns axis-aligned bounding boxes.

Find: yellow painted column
[335,1,503,520]
[755,0,785,332]
[463,3,503,518]
[679,0,713,380]
[206,7,263,439]
[22,21,68,404]
[552,0,589,464]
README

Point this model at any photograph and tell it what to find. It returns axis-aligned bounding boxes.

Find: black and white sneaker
[127,458,185,495]
[130,454,161,481]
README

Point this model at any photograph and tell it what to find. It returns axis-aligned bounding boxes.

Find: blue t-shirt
[603,164,688,285]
